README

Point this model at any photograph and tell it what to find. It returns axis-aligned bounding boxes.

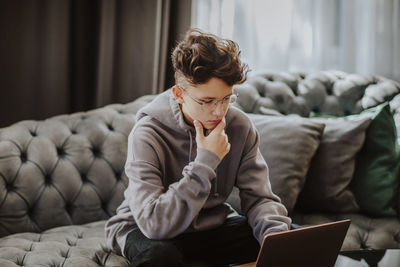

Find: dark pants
[124,216,260,267]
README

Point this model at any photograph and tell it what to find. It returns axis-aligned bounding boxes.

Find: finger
[221,131,228,141]
[193,120,204,139]
[214,117,226,132]
[226,143,231,153]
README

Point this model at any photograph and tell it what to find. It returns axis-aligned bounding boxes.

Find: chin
[206,124,217,132]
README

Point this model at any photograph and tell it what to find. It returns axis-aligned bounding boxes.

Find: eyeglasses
[178,86,238,110]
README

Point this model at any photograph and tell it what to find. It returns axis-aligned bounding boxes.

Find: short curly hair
[172,28,248,87]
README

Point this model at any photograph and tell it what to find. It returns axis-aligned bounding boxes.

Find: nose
[212,100,224,116]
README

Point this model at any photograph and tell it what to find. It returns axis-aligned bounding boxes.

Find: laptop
[237,219,351,267]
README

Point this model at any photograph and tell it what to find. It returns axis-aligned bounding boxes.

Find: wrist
[195,148,221,170]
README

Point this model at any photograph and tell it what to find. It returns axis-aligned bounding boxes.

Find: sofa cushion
[0,217,399,267]
[291,212,400,251]
[0,221,129,267]
[296,117,371,213]
[247,114,325,213]
[351,103,400,217]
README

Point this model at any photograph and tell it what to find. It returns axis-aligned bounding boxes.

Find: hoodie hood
[136,89,198,163]
[136,89,195,135]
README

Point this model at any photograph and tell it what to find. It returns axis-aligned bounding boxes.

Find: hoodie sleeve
[125,124,221,240]
[236,125,292,244]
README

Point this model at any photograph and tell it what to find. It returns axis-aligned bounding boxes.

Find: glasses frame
[178,85,238,109]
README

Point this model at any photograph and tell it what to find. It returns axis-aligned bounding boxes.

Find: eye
[202,100,214,104]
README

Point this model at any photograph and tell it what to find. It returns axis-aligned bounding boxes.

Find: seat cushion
[2,216,398,266]
[0,220,129,267]
[291,212,400,251]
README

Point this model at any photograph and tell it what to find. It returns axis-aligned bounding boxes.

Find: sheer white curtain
[191,0,400,82]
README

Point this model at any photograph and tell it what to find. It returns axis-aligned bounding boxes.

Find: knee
[130,243,184,267]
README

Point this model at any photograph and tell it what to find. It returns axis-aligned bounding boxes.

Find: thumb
[193,120,204,139]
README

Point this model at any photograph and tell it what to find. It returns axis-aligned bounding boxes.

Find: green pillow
[351,103,400,216]
[311,103,400,216]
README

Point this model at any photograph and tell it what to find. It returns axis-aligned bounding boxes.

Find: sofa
[0,70,399,266]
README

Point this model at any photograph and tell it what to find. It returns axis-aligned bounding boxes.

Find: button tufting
[67,240,77,247]
[6,182,15,191]
[57,147,65,157]
[92,147,102,157]
[30,130,37,137]
[71,129,77,134]
[107,124,114,131]
[65,203,74,214]
[20,151,27,162]
[115,171,122,180]
[44,174,52,185]
[27,207,35,217]
[81,173,88,182]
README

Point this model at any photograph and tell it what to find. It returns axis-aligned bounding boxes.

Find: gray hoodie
[105,89,291,256]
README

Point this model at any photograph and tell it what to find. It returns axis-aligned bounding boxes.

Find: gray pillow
[248,114,325,214]
[296,117,372,213]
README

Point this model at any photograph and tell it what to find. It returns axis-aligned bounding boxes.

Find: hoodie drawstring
[188,130,193,162]
[212,171,219,197]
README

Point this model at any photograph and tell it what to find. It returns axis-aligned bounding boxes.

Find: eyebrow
[200,93,232,100]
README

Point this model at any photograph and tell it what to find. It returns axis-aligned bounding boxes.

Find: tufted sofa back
[0,96,156,237]
[233,70,400,134]
[1,70,400,238]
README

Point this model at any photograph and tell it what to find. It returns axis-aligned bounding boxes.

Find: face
[173,77,233,131]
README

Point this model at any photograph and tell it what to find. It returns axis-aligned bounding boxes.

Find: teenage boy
[105,29,291,267]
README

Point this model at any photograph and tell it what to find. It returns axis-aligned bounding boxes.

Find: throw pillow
[248,114,325,214]
[296,116,371,213]
[351,103,400,216]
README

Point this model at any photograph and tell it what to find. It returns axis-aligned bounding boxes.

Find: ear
[172,85,184,104]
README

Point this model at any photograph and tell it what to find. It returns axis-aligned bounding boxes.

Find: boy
[105,29,291,266]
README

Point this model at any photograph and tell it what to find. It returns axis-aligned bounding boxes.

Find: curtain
[191,0,400,82]
[0,0,191,127]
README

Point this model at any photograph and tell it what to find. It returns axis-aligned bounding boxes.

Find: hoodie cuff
[195,148,221,171]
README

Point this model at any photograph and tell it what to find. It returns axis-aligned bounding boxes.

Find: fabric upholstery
[0,221,129,267]
[0,95,156,238]
[351,103,400,216]
[291,212,400,251]
[226,190,400,251]
[1,70,400,266]
[247,113,325,213]
[1,216,397,267]
[296,117,371,213]
[233,70,400,133]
